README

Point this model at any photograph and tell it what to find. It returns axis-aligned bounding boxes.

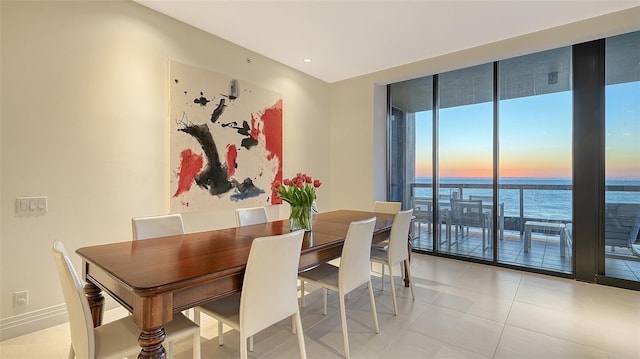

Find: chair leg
[367,281,380,334]
[294,311,307,359]
[292,315,296,334]
[338,292,350,359]
[218,321,224,346]
[300,280,306,307]
[482,227,486,251]
[388,264,398,315]
[381,263,385,291]
[193,307,201,325]
[249,336,254,352]
[168,340,174,359]
[192,330,201,359]
[240,334,248,359]
[405,259,415,300]
[67,344,74,359]
[323,288,328,315]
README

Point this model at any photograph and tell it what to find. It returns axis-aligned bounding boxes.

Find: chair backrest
[412,198,432,219]
[239,230,305,337]
[605,202,640,248]
[469,195,493,204]
[373,201,402,214]
[52,241,95,359]
[451,199,484,225]
[132,214,185,240]
[387,209,414,265]
[339,217,377,293]
[236,207,269,227]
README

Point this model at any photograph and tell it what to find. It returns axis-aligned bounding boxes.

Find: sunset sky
[413,82,639,180]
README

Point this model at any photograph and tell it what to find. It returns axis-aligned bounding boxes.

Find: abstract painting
[170,61,282,212]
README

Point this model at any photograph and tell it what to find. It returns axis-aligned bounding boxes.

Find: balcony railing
[409,182,640,234]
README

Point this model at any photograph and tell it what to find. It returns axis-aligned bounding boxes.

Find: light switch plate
[16,196,47,215]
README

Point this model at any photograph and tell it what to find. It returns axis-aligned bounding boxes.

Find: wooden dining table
[76,209,399,359]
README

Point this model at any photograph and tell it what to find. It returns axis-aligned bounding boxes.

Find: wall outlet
[14,290,29,307]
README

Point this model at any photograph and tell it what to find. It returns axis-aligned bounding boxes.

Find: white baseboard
[0,299,120,341]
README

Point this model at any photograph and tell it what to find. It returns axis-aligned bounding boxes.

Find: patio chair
[412,198,432,236]
[605,203,640,255]
[450,199,491,251]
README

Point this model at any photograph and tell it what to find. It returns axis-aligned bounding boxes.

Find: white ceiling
[134,0,638,83]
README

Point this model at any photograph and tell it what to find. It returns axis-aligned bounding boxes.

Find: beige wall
[0,0,330,333]
[1,0,638,339]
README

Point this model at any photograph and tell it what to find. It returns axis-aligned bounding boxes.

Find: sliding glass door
[437,64,494,260]
[498,47,573,273]
[604,31,640,283]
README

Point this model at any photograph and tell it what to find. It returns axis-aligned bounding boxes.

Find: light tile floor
[1,253,639,358]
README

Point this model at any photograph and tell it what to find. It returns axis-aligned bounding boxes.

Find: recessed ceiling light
[303,58,312,63]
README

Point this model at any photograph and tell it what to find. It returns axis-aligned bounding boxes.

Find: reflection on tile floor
[412,224,640,280]
[1,253,639,358]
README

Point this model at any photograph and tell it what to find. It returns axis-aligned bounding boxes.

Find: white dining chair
[52,241,200,359]
[372,201,401,248]
[194,205,269,352]
[235,207,269,226]
[194,231,307,359]
[131,213,192,319]
[297,217,379,359]
[370,209,415,315]
[238,205,301,340]
[132,213,185,240]
[373,201,402,215]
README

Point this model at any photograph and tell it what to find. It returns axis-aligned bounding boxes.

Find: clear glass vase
[289,205,312,231]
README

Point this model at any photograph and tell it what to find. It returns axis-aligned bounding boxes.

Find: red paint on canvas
[226,144,237,178]
[173,149,203,197]
[250,113,261,140]
[261,99,283,204]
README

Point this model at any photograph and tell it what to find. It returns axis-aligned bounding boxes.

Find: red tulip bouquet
[272,173,322,231]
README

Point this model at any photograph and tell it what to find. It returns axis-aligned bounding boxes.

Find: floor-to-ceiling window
[389,77,435,250]
[438,64,494,260]
[498,47,573,273]
[388,30,640,289]
[604,31,640,282]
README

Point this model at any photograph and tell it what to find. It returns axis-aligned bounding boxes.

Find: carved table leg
[138,327,167,359]
[404,231,412,287]
[83,282,104,327]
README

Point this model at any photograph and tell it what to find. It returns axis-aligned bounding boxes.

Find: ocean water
[413,177,640,221]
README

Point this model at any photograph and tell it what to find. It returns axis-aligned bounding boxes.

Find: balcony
[409,182,640,280]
